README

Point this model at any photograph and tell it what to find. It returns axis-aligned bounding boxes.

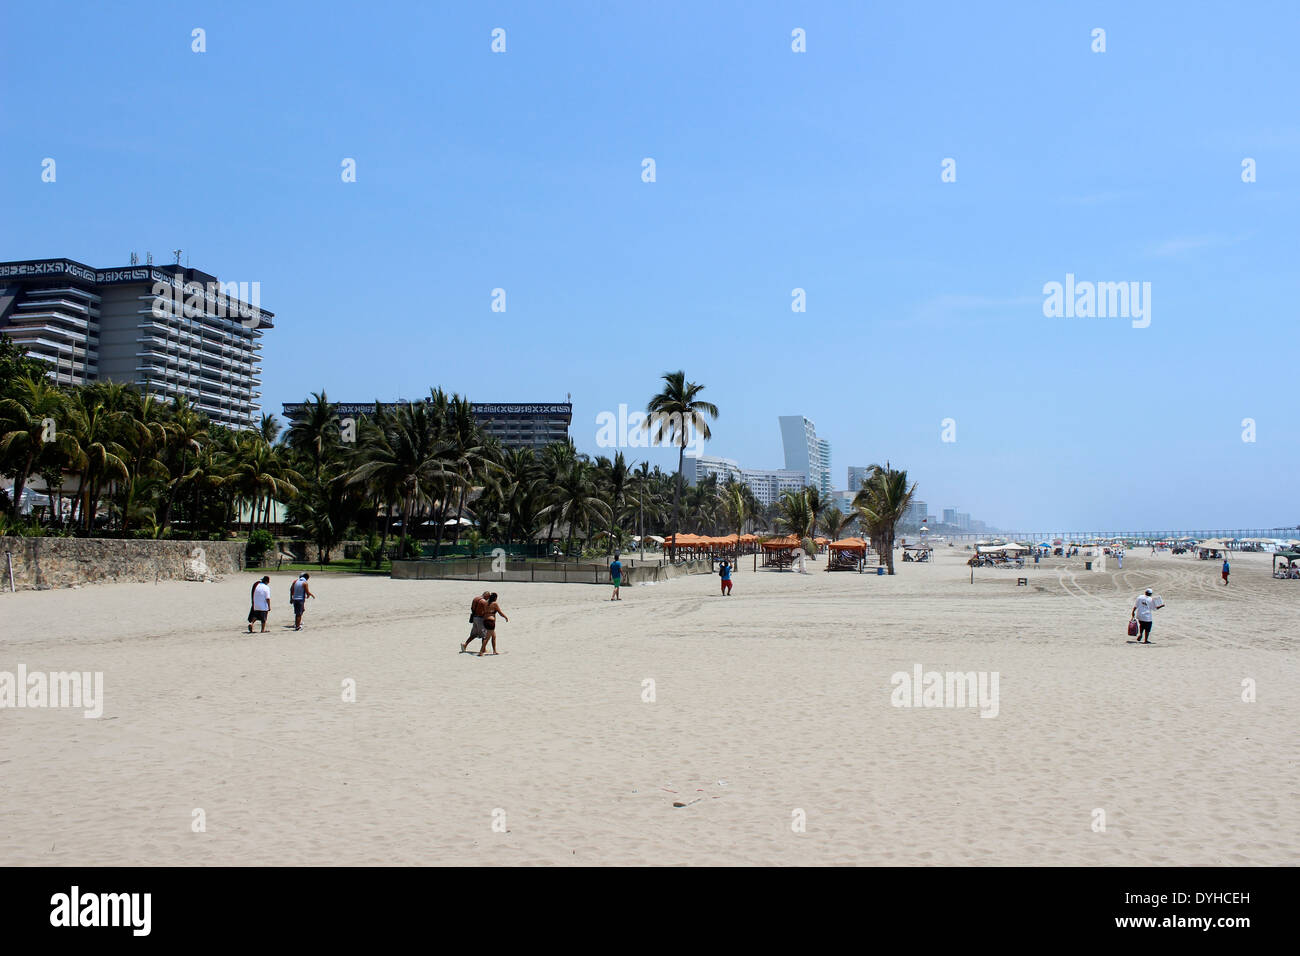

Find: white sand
[1,549,1296,866]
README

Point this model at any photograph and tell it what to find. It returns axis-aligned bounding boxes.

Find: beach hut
[827,537,867,571]
[1272,550,1300,579]
[760,534,801,569]
[902,542,933,564]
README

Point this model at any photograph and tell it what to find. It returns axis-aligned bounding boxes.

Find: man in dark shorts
[289,573,314,630]
[1131,588,1158,643]
[248,575,272,633]
[1221,558,1230,585]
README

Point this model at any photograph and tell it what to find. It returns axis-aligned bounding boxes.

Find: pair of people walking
[462,590,508,656]
[246,573,314,633]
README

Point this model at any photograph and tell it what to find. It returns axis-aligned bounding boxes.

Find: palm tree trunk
[671,440,685,559]
[11,451,35,520]
[453,482,467,547]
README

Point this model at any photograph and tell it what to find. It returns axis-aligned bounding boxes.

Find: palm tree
[157,397,208,534]
[286,390,339,482]
[345,400,453,552]
[718,479,749,555]
[806,485,824,541]
[821,505,852,542]
[0,373,69,519]
[64,390,131,531]
[539,439,577,547]
[114,391,169,532]
[597,451,630,557]
[852,462,916,575]
[439,394,497,554]
[549,459,611,556]
[645,370,718,554]
[776,488,814,541]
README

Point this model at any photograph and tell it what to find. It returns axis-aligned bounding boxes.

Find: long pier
[928,527,1298,545]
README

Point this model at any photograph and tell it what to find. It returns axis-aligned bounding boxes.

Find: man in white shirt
[1131,588,1158,644]
[248,575,272,633]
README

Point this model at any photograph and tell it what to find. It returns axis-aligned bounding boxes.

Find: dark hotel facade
[281,401,573,451]
[0,257,272,430]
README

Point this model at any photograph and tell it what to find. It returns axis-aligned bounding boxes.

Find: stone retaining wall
[0,537,248,591]
[392,557,716,585]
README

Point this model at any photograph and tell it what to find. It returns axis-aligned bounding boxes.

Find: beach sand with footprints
[1,548,1296,865]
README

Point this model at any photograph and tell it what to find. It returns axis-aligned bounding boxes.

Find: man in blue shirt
[719,560,732,596]
[1221,558,1230,585]
[609,554,623,601]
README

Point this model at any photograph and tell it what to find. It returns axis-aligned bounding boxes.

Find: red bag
[1127,619,1139,637]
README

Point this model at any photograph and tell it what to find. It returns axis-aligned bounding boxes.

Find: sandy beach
[1,548,1296,866]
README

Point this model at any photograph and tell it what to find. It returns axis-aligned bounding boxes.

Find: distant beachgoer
[609,554,623,601]
[289,573,314,630]
[1221,559,1230,585]
[478,592,508,656]
[1131,588,1158,643]
[248,575,272,633]
[1117,551,1123,569]
[719,560,732,596]
[462,590,491,653]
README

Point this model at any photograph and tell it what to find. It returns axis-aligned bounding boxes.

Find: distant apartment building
[903,499,927,528]
[816,439,832,499]
[847,465,870,492]
[0,257,272,430]
[942,507,958,526]
[779,415,832,500]
[280,400,572,451]
[684,454,807,508]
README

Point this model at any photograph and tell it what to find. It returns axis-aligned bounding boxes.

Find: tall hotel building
[778,415,832,500]
[281,401,573,451]
[0,258,271,430]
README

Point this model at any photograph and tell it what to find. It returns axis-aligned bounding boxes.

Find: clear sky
[3,1,1296,530]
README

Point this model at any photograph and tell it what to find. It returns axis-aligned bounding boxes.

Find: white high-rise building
[779,415,832,501]
[684,454,806,508]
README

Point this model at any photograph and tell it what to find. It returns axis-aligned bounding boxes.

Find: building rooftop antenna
[173,249,183,265]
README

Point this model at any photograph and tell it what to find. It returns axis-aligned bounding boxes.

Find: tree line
[1,345,915,569]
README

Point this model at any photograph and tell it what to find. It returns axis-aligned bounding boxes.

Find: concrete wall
[0,537,247,591]
[391,557,716,585]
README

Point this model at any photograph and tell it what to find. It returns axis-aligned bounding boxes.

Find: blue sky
[3,1,1296,530]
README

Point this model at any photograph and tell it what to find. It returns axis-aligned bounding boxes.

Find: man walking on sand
[462,590,491,653]
[609,553,623,601]
[1131,588,1159,643]
[1222,557,1230,585]
[248,575,272,633]
[719,559,733,596]
[290,573,314,630]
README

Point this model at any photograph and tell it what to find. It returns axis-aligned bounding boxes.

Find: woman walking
[479,592,509,656]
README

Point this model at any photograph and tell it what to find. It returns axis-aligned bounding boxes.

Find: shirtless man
[478,592,509,656]
[462,590,492,653]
